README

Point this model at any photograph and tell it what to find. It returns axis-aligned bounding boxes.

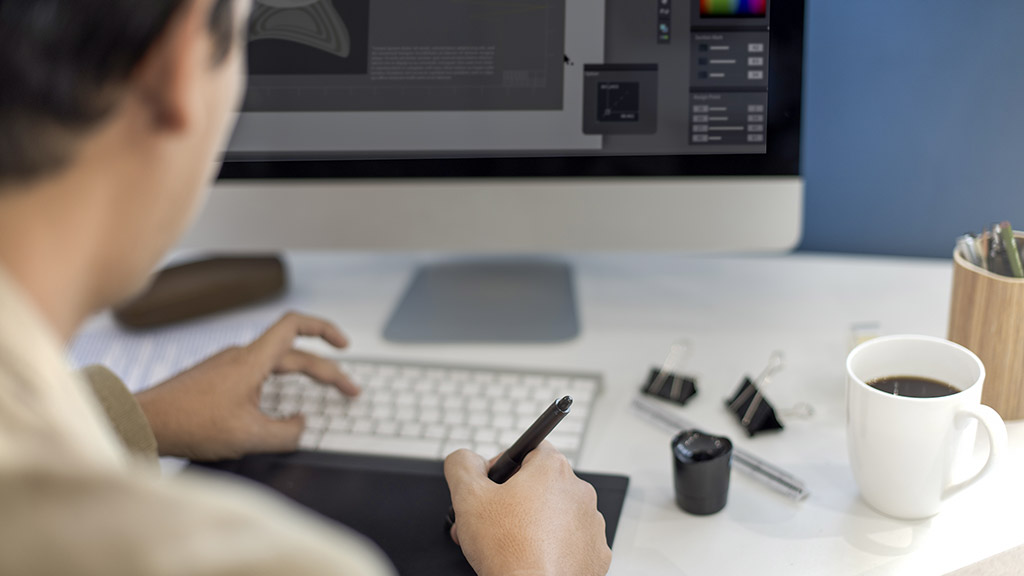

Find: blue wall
[800,0,1024,257]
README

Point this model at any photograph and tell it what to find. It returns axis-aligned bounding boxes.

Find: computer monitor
[182,0,805,342]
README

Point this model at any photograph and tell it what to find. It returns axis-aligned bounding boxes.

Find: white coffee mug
[846,335,1007,519]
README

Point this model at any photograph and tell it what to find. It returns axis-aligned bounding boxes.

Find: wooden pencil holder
[948,237,1024,420]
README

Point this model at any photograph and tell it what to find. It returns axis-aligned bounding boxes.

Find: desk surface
[86,252,1024,575]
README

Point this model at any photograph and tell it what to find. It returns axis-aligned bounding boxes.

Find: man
[0,1,613,574]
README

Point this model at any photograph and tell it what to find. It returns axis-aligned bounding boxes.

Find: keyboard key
[559,418,585,434]
[399,422,425,438]
[442,440,474,457]
[467,413,490,427]
[473,429,497,443]
[424,424,447,440]
[443,396,465,410]
[277,399,299,416]
[474,443,500,458]
[299,429,321,450]
[305,414,328,430]
[300,399,324,415]
[533,389,557,402]
[499,430,520,446]
[442,411,465,425]
[351,419,374,435]
[490,399,514,415]
[376,421,399,437]
[516,402,542,416]
[449,426,472,441]
[418,409,441,424]
[328,418,353,433]
[348,402,370,418]
[373,390,398,405]
[493,414,515,429]
[400,367,423,379]
[549,432,581,453]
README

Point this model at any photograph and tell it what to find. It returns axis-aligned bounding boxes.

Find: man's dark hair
[0,0,236,185]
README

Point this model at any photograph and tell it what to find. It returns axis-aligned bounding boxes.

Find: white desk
[84,252,1024,575]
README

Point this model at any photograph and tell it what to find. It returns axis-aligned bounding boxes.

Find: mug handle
[942,404,1008,500]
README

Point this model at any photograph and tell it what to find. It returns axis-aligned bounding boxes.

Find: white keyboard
[260,358,601,465]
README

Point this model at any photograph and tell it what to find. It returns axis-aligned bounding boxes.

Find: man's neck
[0,171,109,343]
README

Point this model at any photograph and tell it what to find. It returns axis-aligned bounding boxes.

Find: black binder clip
[726,352,784,437]
[641,339,697,406]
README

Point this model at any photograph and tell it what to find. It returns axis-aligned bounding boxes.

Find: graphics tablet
[194,451,629,576]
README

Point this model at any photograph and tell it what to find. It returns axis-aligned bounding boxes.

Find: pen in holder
[949,234,1024,420]
[641,339,697,405]
[725,352,784,436]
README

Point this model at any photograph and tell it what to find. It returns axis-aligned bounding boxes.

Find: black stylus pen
[445,395,573,530]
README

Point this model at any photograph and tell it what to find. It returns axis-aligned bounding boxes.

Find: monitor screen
[222,0,803,178]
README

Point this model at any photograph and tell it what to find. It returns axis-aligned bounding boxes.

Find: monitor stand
[383,259,579,343]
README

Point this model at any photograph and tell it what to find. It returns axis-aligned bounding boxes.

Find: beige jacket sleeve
[79,365,159,466]
[52,366,396,576]
[944,545,1024,576]
[0,463,396,576]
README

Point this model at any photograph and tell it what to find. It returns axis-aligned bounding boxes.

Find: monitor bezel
[218,1,804,180]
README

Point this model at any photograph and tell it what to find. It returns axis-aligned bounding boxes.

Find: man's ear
[131,1,211,132]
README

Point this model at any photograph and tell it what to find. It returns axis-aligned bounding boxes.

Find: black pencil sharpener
[671,429,732,515]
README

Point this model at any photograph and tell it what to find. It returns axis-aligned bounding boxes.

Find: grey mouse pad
[193,451,629,576]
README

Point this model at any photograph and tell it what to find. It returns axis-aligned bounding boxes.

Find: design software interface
[229,0,773,159]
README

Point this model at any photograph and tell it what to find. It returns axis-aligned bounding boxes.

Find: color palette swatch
[700,0,767,17]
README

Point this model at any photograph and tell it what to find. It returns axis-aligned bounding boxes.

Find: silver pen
[956,233,981,267]
[632,395,810,501]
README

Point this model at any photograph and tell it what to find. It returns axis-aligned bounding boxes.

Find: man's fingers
[253,312,349,359]
[450,522,461,546]
[517,441,570,476]
[444,449,489,495]
[275,349,360,396]
[252,414,306,454]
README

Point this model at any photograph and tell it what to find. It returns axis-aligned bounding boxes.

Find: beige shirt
[0,266,394,575]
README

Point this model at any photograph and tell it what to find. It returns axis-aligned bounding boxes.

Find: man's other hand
[444,442,612,576]
[135,312,358,461]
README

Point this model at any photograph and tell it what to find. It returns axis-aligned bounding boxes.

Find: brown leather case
[113,256,286,329]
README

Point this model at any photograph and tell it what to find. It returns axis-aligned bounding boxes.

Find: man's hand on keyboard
[444,442,612,576]
[135,312,360,461]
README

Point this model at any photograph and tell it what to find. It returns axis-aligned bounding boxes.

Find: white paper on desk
[68,317,274,393]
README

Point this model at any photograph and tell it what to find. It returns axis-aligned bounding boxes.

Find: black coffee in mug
[867,375,960,398]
